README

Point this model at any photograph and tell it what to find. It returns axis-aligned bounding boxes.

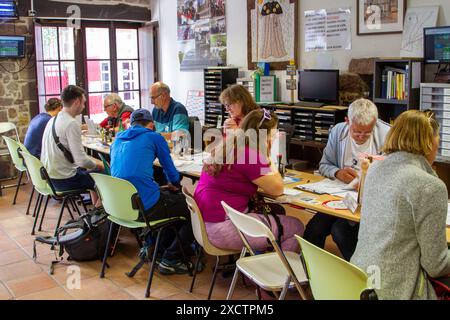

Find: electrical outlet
[28,10,36,17]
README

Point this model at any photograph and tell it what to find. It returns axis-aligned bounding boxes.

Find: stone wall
[0,17,36,179]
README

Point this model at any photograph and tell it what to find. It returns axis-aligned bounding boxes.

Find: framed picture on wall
[357,0,406,35]
[247,0,298,70]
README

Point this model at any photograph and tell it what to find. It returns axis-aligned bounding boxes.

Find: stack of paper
[296,178,354,195]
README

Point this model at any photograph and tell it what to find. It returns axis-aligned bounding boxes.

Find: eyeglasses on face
[104,103,115,110]
[151,93,163,100]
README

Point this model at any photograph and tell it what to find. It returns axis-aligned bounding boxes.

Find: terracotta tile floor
[0,178,342,300]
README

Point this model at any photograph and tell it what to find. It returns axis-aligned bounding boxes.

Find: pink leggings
[205,213,304,253]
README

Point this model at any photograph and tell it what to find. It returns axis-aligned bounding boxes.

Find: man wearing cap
[110,109,195,275]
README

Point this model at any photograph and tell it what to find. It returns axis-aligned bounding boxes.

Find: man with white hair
[303,98,390,261]
[99,93,135,130]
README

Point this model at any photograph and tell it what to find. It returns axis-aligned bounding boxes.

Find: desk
[81,137,450,243]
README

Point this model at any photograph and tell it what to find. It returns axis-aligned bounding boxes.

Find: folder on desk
[295,178,352,195]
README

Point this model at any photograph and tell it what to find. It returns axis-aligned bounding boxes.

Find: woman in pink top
[221,84,260,131]
[194,109,304,252]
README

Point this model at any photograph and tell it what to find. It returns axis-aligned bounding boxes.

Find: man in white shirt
[304,98,390,260]
[41,85,104,205]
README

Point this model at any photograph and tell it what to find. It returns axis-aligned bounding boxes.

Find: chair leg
[189,246,203,293]
[32,189,41,218]
[226,266,241,300]
[12,171,24,205]
[25,187,35,215]
[31,194,43,235]
[100,221,115,278]
[145,228,162,298]
[66,199,75,220]
[79,195,88,213]
[207,255,221,300]
[38,196,50,232]
[53,197,67,237]
[71,197,82,217]
[172,225,193,276]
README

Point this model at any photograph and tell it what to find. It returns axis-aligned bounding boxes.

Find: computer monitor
[298,69,339,105]
[424,26,450,64]
[0,35,25,58]
[0,1,18,19]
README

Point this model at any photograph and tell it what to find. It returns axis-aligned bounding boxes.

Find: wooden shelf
[373,98,409,105]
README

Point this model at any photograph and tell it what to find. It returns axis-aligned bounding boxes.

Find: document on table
[447,203,450,227]
[283,188,303,196]
[295,178,355,195]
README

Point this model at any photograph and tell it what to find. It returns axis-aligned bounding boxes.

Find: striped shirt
[152,98,189,133]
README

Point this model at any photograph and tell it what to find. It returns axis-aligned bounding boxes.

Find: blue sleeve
[318,125,341,179]
[154,135,180,184]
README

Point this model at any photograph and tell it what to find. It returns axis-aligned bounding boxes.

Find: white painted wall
[153,0,450,103]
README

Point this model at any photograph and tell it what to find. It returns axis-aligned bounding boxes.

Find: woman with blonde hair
[194,109,304,252]
[220,84,260,130]
[351,110,450,300]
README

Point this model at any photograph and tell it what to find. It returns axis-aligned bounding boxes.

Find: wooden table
[82,136,450,243]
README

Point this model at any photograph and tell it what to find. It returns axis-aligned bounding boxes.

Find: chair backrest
[189,116,202,149]
[20,152,54,196]
[0,122,19,139]
[98,153,111,176]
[221,200,275,242]
[182,187,238,256]
[296,235,369,300]
[222,200,308,300]
[2,135,29,170]
[90,173,140,221]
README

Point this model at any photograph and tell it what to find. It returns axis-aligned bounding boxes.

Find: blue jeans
[51,168,96,192]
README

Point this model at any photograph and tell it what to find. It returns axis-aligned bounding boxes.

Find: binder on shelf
[255,75,276,103]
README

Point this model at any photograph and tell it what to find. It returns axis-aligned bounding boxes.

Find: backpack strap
[52,114,75,163]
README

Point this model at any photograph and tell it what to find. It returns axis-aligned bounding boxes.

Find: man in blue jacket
[110,109,194,275]
[304,98,390,261]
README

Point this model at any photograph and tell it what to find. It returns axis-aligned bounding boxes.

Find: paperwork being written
[295,178,355,195]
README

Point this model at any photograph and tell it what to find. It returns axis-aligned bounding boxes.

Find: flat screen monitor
[0,1,18,18]
[424,26,450,64]
[0,35,25,58]
[298,69,339,104]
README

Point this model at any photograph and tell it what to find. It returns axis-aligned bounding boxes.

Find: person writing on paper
[194,109,304,253]
[99,93,135,131]
[303,98,390,261]
[220,84,260,131]
[351,110,450,299]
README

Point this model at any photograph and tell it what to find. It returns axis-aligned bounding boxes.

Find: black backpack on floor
[34,207,119,273]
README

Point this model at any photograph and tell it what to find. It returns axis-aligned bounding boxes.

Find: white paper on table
[283,188,303,196]
[447,203,450,226]
[297,178,353,195]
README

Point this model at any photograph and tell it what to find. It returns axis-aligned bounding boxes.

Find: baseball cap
[130,109,153,125]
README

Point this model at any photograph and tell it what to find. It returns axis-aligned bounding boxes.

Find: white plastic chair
[221,201,309,300]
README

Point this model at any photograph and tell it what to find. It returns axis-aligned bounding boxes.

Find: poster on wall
[400,6,439,58]
[304,8,351,52]
[177,0,227,71]
[248,0,298,70]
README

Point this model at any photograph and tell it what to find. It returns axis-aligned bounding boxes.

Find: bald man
[99,93,135,130]
[150,82,189,140]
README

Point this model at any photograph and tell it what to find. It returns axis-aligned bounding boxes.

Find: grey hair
[348,98,378,126]
[104,93,123,106]
[153,81,171,95]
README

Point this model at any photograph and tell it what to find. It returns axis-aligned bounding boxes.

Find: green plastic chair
[2,135,29,205]
[20,152,87,236]
[295,235,370,300]
[90,173,190,298]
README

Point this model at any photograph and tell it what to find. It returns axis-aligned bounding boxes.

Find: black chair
[278,123,309,171]
[188,116,201,151]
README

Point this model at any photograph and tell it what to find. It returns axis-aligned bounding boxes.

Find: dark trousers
[303,213,359,261]
[142,189,194,261]
[153,166,168,186]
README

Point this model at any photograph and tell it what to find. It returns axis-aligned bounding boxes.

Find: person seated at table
[151,81,189,140]
[303,98,390,261]
[24,98,62,159]
[351,110,450,300]
[194,109,304,253]
[220,84,260,131]
[99,93,135,130]
[110,109,195,275]
[41,85,104,206]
